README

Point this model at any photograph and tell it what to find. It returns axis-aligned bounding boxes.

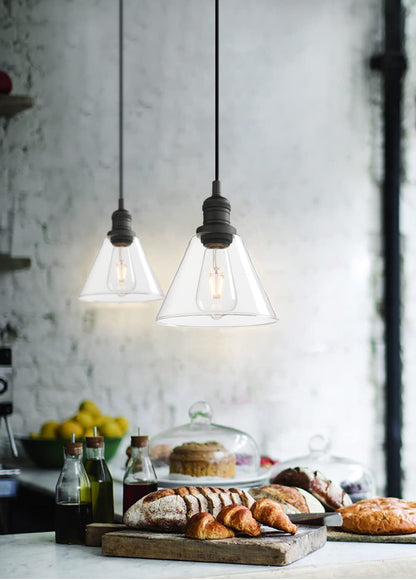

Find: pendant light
[79,0,163,303]
[156,0,276,327]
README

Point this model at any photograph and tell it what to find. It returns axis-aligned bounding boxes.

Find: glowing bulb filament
[209,267,224,299]
[116,257,128,283]
[107,245,136,295]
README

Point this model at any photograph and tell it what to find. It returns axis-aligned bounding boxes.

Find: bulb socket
[196,181,236,248]
[108,202,135,247]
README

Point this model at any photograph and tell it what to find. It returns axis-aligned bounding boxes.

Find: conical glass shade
[156,235,277,326]
[79,236,163,302]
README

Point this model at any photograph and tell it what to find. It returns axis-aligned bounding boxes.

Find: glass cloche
[149,401,265,488]
[270,434,376,502]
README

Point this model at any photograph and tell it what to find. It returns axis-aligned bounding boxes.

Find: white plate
[156,469,271,489]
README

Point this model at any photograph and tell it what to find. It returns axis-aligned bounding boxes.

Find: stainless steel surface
[3,415,18,457]
[289,512,343,526]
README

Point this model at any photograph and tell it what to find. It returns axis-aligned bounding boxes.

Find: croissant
[251,499,298,535]
[184,512,235,540]
[216,504,262,537]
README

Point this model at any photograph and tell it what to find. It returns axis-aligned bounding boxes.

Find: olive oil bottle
[84,434,114,523]
[55,440,92,544]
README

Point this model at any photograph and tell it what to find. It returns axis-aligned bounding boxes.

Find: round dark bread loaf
[272,467,352,511]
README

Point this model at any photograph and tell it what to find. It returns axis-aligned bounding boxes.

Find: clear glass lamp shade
[79,236,163,303]
[156,235,277,326]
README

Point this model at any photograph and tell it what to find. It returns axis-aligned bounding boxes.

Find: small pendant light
[79,0,163,303]
[156,0,276,326]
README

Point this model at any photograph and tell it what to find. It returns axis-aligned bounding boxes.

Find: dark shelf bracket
[0,255,31,272]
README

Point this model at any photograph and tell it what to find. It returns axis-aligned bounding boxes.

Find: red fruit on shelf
[0,71,13,95]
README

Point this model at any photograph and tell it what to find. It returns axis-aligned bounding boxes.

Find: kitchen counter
[15,464,124,521]
[1,530,416,578]
[3,465,416,578]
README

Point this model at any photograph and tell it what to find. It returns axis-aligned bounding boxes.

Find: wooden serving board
[328,529,416,543]
[101,526,326,567]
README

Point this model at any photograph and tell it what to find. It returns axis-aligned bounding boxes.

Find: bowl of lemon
[19,400,129,469]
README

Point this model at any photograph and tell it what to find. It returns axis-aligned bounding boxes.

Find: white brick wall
[1,0,393,494]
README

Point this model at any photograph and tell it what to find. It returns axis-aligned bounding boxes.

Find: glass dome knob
[308,434,331,455]
[189,401,212,425]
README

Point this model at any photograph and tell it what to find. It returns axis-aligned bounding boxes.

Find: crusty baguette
[217,504,261,537]
[249,484,325,514]
[251,498,298,535]
[123,486,254,532]
[185,512,235,540]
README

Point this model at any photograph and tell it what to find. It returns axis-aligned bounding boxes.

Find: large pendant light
[156,0,276,327]
[79,0,163,303]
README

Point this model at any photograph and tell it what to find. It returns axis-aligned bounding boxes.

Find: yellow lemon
[83,426,95,438]
[99,419,123,438]
[58,420,84,440]
[95,415,112,427]
[79,400,102,418]
[74,411,95,429]
[40,421,60,439]
[29,432,40,439]
[114,416,129,434]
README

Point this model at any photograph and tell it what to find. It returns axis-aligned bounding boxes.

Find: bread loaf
[337,497,416,535]
[249,484,325,514]
[185,512,235,540]
[251,499,298,535]
[217,504,261,537]
[272,467,352,511]
[123,486,254,532]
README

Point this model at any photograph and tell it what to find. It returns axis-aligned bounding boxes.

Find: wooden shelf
[0,254,31,271]
[0,95,33,119]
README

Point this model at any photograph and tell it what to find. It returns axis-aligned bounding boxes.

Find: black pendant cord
[119,0,124,209]
[108,0,134,247]
[214,0,219,187]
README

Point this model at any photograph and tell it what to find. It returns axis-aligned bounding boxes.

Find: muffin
[169,441,236,478]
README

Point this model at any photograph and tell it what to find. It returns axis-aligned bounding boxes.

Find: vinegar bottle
[55,440,92,544]
[84,434,114,523]
[123,434,157,514]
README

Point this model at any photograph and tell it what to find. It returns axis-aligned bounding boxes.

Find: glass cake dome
[270,434,376,502]
[149,401,264,488]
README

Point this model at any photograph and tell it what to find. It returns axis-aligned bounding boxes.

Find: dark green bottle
[55,440,92,544]
[84,435,114,523]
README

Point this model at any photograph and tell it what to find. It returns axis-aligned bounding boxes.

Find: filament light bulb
[107,245,136,295]
[196,248,237,319]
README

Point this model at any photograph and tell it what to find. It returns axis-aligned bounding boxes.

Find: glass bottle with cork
[123,430,157,514]
[55,435,92,544]
[84,427,114,523]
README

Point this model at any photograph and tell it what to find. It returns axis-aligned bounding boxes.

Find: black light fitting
[196,0,236,250]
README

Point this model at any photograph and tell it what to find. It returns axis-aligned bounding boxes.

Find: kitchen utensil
[288,512,343,526]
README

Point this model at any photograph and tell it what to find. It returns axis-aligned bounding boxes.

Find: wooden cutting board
[101,526,326,567]
[327,529,416,543]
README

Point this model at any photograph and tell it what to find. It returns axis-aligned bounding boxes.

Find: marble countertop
[4,464,416,578]
[1,530,416,579]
